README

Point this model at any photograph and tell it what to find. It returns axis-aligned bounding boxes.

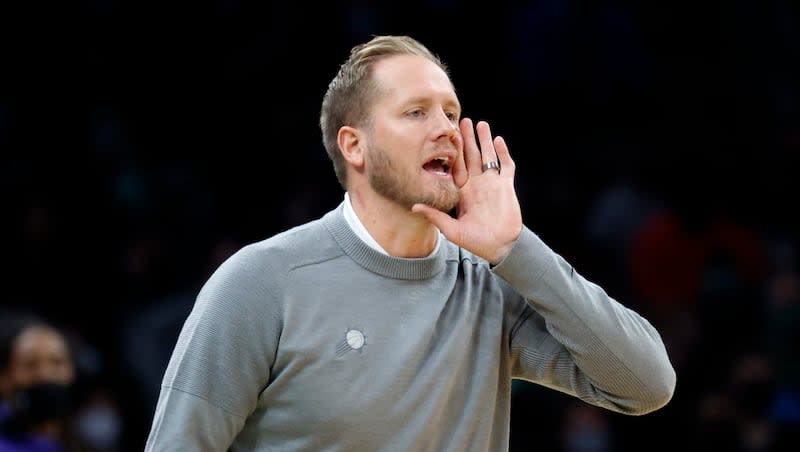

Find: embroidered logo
[335,328,366,357]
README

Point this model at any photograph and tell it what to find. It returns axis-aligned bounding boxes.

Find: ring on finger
[482,160,500,172]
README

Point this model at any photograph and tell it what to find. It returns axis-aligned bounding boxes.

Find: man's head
[319,35,463,212]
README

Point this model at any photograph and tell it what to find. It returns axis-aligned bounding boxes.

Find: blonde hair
[319,35,449,189]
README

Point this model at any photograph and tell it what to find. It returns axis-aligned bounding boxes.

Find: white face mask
[76,404,122,450]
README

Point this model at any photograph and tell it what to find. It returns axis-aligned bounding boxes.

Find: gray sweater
[145,202,675,451]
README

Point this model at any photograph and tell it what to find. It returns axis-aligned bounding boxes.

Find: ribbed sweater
[145,202,675,451]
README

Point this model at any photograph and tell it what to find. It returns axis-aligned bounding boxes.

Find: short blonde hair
[319,35,449,189]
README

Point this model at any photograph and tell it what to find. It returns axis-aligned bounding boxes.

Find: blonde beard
[367,145,460,213]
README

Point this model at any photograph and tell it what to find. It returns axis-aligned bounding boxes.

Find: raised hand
[412,118,523,264]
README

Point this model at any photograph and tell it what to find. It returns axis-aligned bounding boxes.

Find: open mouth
[422,156,452,177]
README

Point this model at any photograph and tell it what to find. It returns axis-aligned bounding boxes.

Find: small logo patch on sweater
[335,328,366,357]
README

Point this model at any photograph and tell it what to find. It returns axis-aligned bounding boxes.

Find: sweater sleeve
[492,226,676,415]
[144,245,282,451]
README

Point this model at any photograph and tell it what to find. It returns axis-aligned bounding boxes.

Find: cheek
[42,357,75,384]
[55,362,76,383]
[373,122,425,152]
[9,357,75,386]
[10,366,36,388]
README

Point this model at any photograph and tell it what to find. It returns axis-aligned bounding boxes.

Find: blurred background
[2,0,799,450]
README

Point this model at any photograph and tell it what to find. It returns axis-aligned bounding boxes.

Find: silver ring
[482,160,500,172]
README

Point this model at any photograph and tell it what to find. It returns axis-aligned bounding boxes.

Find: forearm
[495,227,676,413]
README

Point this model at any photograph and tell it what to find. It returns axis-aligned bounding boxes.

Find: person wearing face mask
[0,309,83,452]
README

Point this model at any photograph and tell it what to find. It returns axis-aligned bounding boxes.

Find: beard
[367,144,460,213]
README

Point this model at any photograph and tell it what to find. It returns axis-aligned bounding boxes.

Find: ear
[337,125,366,169]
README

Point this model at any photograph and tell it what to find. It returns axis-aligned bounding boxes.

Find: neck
[347,186,439,258]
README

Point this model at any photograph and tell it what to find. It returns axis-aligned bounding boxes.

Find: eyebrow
[403,95,461,111]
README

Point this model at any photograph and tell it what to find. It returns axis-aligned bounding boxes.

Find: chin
[423,185,460,213]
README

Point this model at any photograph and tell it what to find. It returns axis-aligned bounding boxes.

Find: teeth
[435,157,449,163]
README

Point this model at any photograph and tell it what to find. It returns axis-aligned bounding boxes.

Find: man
[145,35,675,451]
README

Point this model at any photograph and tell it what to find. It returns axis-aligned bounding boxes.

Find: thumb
[411,204,459,239]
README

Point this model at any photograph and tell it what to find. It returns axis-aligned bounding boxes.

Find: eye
[407,109,424,118]
[445,111,458,121]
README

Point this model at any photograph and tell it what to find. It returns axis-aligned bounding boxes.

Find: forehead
[13,326,70,359]
[371,54,458,106]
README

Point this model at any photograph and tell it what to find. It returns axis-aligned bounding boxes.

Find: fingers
[460,118,482,176]
[493,135,515,178]
[452,133,468,187]
[461,118,513,177]
[475,121,499,170]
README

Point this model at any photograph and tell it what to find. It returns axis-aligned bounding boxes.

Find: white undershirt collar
[343,192,440,257]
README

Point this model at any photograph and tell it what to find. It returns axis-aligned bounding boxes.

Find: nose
[31,358,74,385]
[433,109,459,142]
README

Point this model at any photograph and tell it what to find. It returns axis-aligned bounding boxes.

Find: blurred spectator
[694,351,780,452]
[584,172,663,305]
[0,309,82,451]
[627,195,767,350]
[72,387,122,452]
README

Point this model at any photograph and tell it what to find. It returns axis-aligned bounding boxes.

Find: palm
[413,118,523,264]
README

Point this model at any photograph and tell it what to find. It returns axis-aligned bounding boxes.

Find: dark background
[2,0,799,450]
